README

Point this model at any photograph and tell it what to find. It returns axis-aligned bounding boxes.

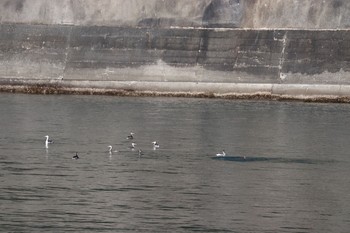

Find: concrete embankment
[1,0,350,102]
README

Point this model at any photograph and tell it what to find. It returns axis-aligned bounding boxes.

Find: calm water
[1,93,350,232]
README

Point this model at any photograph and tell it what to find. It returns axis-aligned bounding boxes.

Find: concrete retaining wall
[1,0,350,101]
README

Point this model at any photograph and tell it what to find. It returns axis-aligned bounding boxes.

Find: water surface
[1,93,350,232]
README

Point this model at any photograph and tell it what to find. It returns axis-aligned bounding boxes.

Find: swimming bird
[108,145,118,153]
[129,142,137,150]
[152,141,160,149]
[45,135,53,148]
[72,152,79,160]
[138,149,144,157]
[216,150,226,157]
[126,132,134,140]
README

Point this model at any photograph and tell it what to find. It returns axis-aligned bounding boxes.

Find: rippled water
[1,93,350,232]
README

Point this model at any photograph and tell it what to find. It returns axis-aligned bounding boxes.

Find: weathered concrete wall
[1,0,350,29]
[242,0,350,29]
[1,24,349,83]
[0,0,350,100]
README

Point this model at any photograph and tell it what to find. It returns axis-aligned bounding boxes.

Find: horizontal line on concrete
[2,22,349,32]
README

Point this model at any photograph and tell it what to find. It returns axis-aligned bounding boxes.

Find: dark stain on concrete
[3,0,24,12]
[333,0,343,9]
[202,0,242,28]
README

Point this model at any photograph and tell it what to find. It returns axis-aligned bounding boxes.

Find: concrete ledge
[271,84,343,97]
[1,79,350,103]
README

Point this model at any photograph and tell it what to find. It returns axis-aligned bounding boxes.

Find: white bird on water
[129,142,137,150]
[45,135,53,148]
[152,141,160,149]
[108,145,118,153]
[216,150,226,157]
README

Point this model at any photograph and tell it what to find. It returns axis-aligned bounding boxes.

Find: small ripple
[90,187,148,192]
[181,192,207,196]
[2,167,36,172]
[155,204,189,212]
[180,224,232,232]
[280,226,312,231]
[30,173,73,177]
[131,169,158,173]
[0,161,21,165]
[160,170,178,174]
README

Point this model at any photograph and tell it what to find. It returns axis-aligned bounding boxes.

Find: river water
[1,93,350,232]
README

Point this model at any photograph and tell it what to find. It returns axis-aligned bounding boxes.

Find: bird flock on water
[44,132,160,160]
[45,132,230,159]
